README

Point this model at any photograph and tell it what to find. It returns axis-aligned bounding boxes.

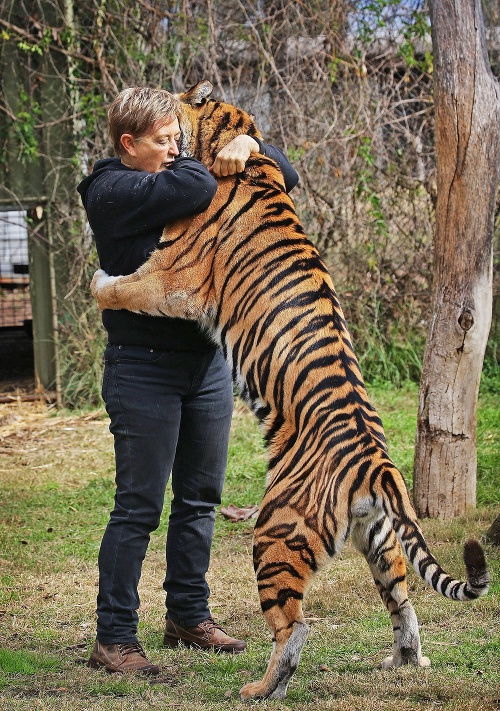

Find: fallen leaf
[220,504,259,522]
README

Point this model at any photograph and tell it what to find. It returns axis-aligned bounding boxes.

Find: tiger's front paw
[90,269,118,310]
[90,268,108,296]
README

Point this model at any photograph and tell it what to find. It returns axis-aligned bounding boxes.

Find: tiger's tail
[381,469,490,601]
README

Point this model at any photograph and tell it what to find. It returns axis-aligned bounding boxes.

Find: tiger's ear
[179,81,213,106]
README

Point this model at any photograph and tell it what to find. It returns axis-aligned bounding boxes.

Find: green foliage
[57,304,106,408]
[13,90,41,164]
[16,27,52,57]
[328,56,342,83]
[355,137,389,237]
[368,381,419,485]
[223,408,267,501]
[482,335,499,392]
[354,0,402,45]
[399,6,433,73]
[77,92,107,140]
[353,0,432,74]
[350,317,425,386]
[17,27,52,56]
[287,145,306,162]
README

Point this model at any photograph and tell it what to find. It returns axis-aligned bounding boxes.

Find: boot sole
[88,657,123,673]
[163,634,246,654]
[88,656,160,674]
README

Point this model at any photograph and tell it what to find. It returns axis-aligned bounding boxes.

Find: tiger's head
[176,81,262,166]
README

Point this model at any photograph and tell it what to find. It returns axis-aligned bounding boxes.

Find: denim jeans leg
[97,345,185,644]
[164,348,234,626]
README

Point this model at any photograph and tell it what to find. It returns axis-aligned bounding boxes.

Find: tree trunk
[413,0,500,519]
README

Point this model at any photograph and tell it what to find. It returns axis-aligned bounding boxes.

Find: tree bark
[413,0,500,519]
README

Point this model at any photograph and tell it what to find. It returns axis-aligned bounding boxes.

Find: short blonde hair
[108,87,180,155]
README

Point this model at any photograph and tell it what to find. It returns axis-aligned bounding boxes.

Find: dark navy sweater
[77,140,299,351]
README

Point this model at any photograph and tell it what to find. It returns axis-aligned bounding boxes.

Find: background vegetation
[0,0,499,405]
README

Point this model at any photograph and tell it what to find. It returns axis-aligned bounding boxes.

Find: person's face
[120,117,181,173]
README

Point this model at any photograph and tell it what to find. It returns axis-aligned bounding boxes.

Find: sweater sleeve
[85,157,218,238]
[254,139,299,193]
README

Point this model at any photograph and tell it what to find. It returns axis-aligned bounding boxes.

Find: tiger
[91,80,490,701]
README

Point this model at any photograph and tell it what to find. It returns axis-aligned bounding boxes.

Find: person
[77,86,299,674]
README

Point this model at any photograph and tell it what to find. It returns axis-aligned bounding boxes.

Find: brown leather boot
[163,616,246,653]
[89,639,160,674]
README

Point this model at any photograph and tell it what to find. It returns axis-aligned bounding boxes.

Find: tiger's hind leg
[240,616,309,701]
[351,515,430,669]
[239,534,313,701]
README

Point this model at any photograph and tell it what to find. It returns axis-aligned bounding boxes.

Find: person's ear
[120,134,136,155]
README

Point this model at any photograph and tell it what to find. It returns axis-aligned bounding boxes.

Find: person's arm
[86,156,218,237]
[81,157,219,277]
[253,139,299,194]
[210,135,299,193]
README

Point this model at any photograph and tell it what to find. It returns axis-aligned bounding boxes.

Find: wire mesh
[0,211,32,330]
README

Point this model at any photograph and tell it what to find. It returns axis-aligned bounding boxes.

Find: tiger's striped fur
[91,81,489,700]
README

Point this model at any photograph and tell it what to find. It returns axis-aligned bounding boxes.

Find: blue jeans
[96,344,233,644]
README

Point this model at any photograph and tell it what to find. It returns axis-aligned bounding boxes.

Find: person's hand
[210,135,260,177]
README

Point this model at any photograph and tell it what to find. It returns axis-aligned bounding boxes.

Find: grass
[0,648,61,676]
[353,327,426,386]
[0,383,498,710]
